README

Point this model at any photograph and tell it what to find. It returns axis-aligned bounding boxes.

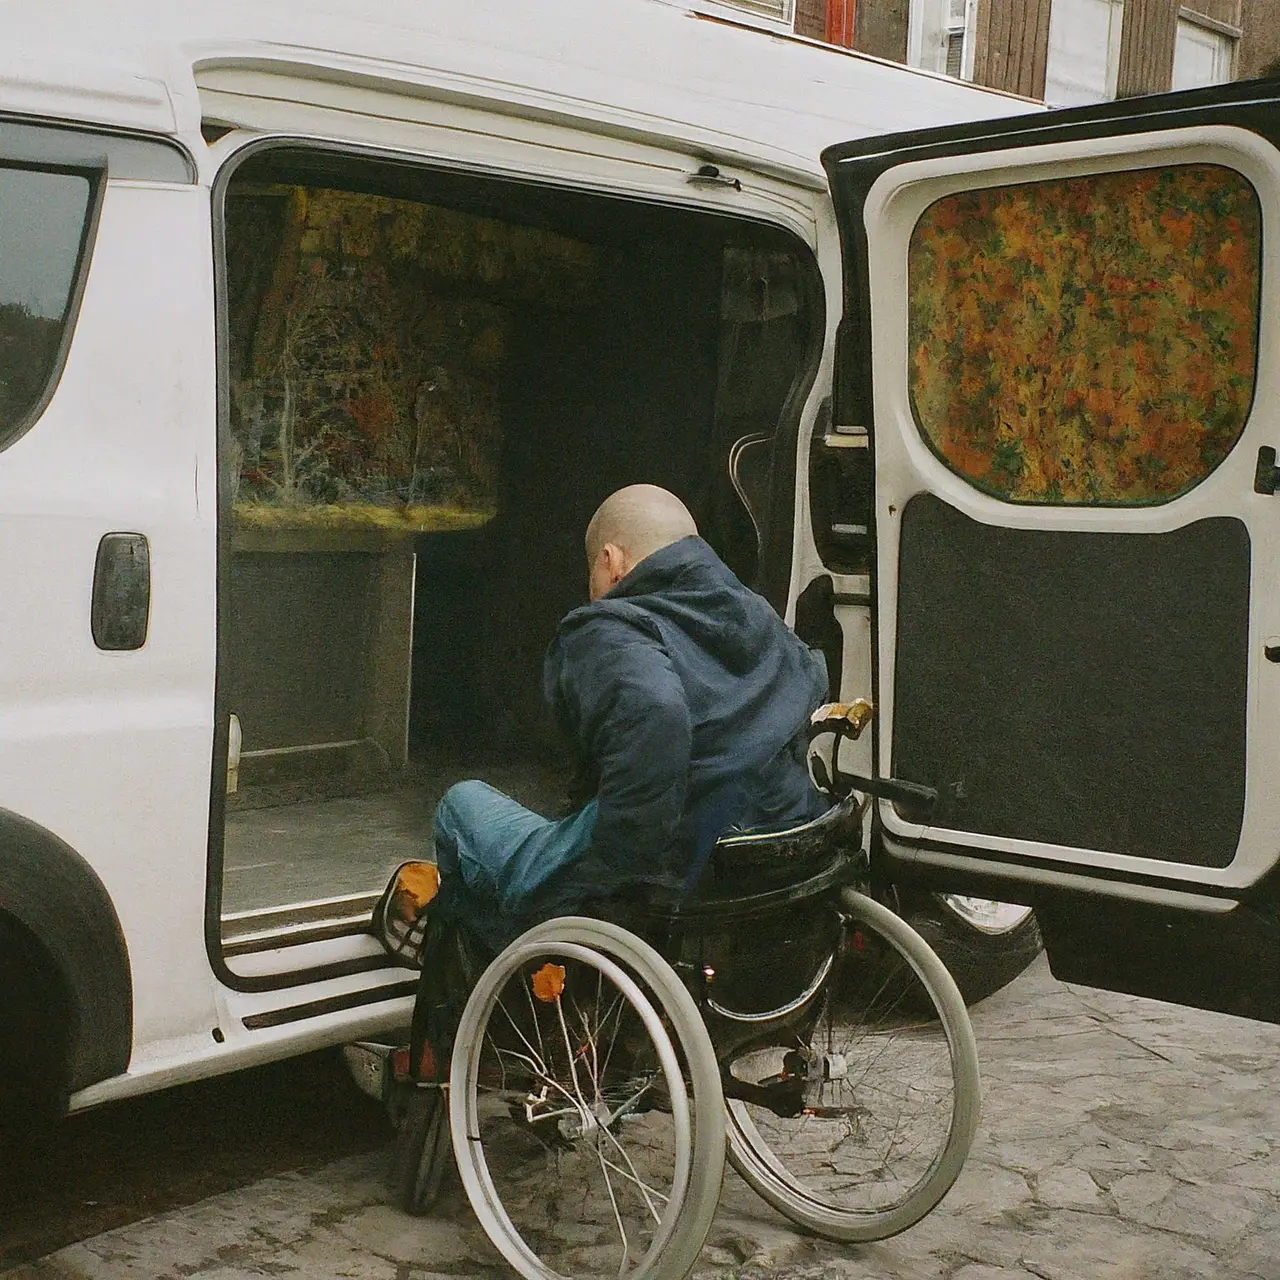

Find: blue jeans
[432,780,599,944]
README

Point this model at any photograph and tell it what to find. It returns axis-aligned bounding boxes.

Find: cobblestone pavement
[9,955,1280,1280]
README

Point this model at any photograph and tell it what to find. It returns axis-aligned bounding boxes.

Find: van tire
[0,918,70,1196]
[894,891,1042,1007]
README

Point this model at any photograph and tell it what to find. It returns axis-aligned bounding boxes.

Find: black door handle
[1255,446,1278,495]
[91,533,151,650]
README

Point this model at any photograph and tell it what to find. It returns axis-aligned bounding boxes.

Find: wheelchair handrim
[450,938,694,1280]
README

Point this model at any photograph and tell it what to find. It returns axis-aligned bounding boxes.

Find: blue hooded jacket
[543,535,829,884]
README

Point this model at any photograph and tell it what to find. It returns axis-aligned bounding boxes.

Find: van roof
[0,0,1040,181]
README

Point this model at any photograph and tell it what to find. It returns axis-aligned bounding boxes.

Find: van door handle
[91,533,151,650]
[1254,446,1278,495]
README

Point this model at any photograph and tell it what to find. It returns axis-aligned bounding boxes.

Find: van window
[907,163,1261,504]
[0,166,92,444]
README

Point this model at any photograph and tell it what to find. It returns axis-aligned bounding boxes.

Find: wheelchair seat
[707,789,863,890]
[588,790,865,932]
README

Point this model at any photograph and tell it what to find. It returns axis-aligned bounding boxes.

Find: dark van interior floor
[220,750,569,916]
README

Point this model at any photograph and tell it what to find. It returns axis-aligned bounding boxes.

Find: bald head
[585,484,697,600]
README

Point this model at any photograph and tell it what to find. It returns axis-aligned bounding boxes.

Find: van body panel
[0,1,1049,1109]
[1,1,1037,169]
[0,179,222,1055]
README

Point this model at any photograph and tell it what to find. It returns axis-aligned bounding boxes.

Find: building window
[910,0,977,79]
[1173,13,1238,90]
[906,164,1261,505]
[718,0,796,22]
[1044,0,1126,105]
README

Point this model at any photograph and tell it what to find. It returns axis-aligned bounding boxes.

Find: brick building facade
[787,0,1269,102]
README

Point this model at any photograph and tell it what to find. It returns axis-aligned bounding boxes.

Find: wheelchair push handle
[807,699,873,744]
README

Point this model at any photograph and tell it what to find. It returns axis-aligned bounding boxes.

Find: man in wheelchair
[427,483,830,947]
[374,486,980,1270]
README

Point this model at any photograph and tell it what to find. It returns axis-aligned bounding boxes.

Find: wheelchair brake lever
[837,773,938,811]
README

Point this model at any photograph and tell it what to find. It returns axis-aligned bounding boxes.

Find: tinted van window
[0,166,92,442]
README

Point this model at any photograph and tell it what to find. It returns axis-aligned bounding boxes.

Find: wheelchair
[383,703,980,1280]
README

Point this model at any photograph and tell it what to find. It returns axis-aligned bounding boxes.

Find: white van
[1,0,1275,1155]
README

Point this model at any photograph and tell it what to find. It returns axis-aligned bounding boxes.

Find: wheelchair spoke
[591,982,629,1086]
[495,994,551,1078]
[555,993,593,1113]
[453,929,722,1280]
[522,968,550,1069]
[593,1136,633,1277]
[724,895,976,1238]
[460,947,701,1274]
[600,1125,668,1221]
[570,991,603,1102]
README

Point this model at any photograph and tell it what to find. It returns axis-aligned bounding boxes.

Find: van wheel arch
[893,886,1042,1006]
[0,810,133,1096]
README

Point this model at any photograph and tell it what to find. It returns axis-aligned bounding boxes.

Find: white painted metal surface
[0,0,1039,1112]
[858,123,1280,892]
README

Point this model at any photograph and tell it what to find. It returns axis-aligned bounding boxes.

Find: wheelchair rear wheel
[450,917,725,1280]
[724,887,980,1242]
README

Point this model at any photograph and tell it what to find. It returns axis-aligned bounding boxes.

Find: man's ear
[602,542,631,587]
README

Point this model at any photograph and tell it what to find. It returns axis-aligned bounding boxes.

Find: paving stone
[10,957,1280,1280]
[932,1165,1032,1221]
[1133,1179,1269,1247]
[1033,1166,1106,1212]
[950,1266,1040,1280]
[329,1203,479,1266]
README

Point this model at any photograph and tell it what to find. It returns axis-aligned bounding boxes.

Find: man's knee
[436,779,498,830]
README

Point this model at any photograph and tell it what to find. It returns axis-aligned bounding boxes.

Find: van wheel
[0,1069,63,1187]
[0,920,69,1195]
[894,890,1042,1007]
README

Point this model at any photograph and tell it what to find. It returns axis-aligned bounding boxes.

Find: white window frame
[696,0,797,30]
[908,0,978,81]
[1043,0,1126,106]
[1172,8,1240,91]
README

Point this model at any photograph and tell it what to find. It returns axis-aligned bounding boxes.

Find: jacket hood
[566,535,775,674]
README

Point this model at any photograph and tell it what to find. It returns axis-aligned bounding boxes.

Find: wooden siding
[1116,0,1180,95]
[973,0,1052,98]
[1239,0,1280,76]
[853,0,910,62]
[794,0,826,41]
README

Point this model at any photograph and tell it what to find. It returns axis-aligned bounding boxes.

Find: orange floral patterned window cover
[907,164,1262,504]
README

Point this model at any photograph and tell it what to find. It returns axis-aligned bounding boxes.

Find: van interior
[214,146,823,953]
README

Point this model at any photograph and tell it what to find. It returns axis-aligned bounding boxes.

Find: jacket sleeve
[556,616,692,875]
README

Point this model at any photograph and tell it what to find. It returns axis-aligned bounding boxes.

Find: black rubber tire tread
[897,891,1043,1007]
[389,1085,451,1215]
[0,919,69,1196]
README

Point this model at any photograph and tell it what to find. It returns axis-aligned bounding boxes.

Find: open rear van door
[822,80,1280,1023]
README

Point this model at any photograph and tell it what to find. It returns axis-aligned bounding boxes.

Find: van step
[222,891,380,956]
